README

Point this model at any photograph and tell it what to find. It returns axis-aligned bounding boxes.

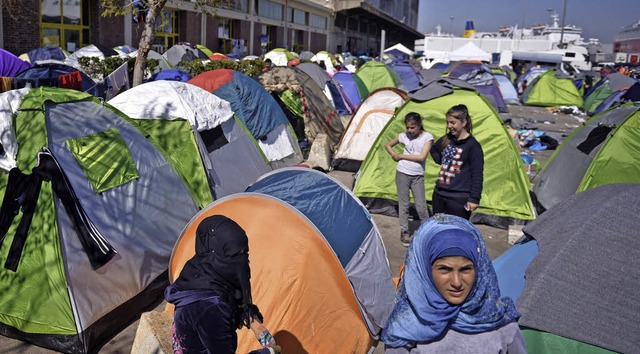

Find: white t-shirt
[396,131,434,176]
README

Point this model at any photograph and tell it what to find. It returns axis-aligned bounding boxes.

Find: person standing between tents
[430,104,484,220]
[385,112,433,246]
[381,214,525,353]
[165,215,281,354]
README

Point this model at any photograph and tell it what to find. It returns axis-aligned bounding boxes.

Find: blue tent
[189,69,302,166]
[389,61,422,91]
[494,73,519,105]
[334,71,363,107]
[27,46,67,63]
[190,69,287,140]
[245,167,396,336]
[146,69,190,82]
[0,48,32,77]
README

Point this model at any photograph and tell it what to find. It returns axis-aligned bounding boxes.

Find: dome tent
[354,77,535,228]
[0,87,202,353]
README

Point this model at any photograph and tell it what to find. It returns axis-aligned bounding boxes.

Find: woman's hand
[466,202,479,212]
[392,153,401,162]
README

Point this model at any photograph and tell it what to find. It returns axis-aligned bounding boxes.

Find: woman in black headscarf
[165,215,274,353]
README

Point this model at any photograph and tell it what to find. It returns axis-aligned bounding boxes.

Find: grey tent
[161,43,209,67]
[518,183,640,354]
[532,104,640,212]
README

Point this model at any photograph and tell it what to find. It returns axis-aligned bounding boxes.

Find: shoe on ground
[400,232,412,247]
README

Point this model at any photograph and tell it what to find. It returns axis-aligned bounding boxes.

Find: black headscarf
[173,215,260,329]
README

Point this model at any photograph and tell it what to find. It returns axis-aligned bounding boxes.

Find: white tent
[448,42,491,62]
[384,43,415,57]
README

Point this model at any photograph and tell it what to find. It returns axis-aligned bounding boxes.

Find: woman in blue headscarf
[381,214,526,353]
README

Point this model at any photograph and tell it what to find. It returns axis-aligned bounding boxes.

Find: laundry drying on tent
[11,62,104,97]
[258,66,344,151]
[532,103,640,213]
[189,69,303,168]
[332,88,408,172]
[296,62,355,116]
[354,76,535,228]
[0,87,201,353]
[108,80,272,201]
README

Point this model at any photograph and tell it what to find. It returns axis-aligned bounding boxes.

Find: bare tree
[101,0,220,86]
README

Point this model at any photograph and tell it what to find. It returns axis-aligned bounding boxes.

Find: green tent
[532,103,640,212]
[196,44,214,57]
[353,79,534,228]
[0,87,206,353]
[354,61,401,100]
[521,70,583,108]
[583,73,636,114]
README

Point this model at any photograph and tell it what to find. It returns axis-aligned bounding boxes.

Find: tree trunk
[132,0,168,86]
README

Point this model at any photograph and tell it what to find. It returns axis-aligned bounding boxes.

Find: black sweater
[430,134,484,204]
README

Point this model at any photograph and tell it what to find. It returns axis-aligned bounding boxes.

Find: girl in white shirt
[385,112,434,246]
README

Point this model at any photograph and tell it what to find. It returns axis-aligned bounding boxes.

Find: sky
[417,0,640,43]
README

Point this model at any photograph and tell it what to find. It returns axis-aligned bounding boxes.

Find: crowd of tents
[0,41,639,353]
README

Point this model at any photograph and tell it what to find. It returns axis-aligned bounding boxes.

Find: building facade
[1,0,420,57]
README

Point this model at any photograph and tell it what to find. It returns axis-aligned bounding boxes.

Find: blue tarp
[246,168,371,267]
[0,48,32,77]
[493,239,539,303]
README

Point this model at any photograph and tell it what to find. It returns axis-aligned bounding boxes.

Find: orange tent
[167,194,373,353]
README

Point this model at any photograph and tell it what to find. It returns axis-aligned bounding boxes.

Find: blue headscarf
[381,214,520,347]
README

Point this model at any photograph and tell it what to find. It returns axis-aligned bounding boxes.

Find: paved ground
[0,104,585,353]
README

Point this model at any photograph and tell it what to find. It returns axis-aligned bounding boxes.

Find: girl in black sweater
[430,105,484,220]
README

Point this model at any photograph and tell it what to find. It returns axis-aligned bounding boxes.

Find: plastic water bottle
[250,320,277,347]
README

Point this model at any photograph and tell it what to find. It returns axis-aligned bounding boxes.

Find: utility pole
[559,0,568,48]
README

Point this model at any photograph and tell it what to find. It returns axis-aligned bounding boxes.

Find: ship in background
[613,20,640,65]
[415,10,597,70]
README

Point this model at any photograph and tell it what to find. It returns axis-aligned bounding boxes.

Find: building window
[152,9,179,53]
[260,24,276,52]
[290,8,307,25]
[310,14,327,29]
[41,0,89,52]
[257,0,283,20]
[216,0,248,13]
[293,29,306,52]
[218,18,238,53]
